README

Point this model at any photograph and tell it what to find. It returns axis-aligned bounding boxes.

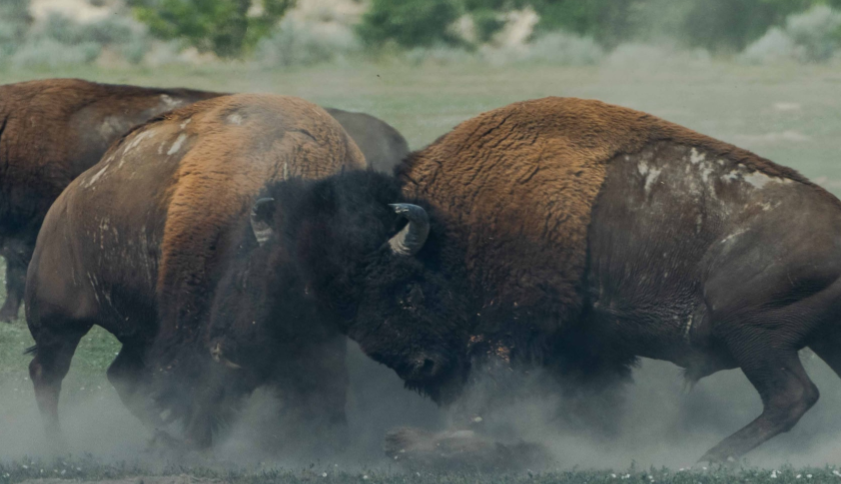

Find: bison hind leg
[699,346,818,463]
[28,320,91,442]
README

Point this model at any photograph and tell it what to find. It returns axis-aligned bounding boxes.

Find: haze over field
[1,59,841,474]
[2,0,841,477]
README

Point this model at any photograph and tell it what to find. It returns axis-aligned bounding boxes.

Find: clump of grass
[2,457,841,484]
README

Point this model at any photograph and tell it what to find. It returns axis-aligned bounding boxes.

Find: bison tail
[23,344,37,356]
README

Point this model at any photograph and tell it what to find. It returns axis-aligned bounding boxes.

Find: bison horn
[387,203,429,256]
[251,197,276,246]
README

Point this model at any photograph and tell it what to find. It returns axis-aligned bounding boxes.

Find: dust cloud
[2,334,841,470]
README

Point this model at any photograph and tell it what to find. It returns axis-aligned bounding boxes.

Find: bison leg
[0,253,26,322]
[699,346,818,463]
[808,332,841,381]
[107,342,164,429]
[28,329,87,440]
[267,335,349,455]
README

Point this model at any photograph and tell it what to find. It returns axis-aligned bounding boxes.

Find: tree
[356,0,838,52]
[128,0,295,58]
[356,0,463,48]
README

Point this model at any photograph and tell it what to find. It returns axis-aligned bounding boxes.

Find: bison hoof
[147,430,184,451]
[385,426,551,472]
[698,452,739,468]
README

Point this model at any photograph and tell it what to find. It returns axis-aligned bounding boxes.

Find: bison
[0,79,409,322]
[389,97,841,463]
[30,95,834,463]
[325,108,410,174]
[164,96,840,463]
[25,93,367,447]
[0,79,220,322]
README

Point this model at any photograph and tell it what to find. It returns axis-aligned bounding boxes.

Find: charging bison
[28,95,839,462]
[25,94,367,447]
[389,97,841,463]
[184,96,841,462]
[0,79,408,323]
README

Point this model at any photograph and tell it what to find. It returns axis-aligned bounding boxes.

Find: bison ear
[250,197,276,246]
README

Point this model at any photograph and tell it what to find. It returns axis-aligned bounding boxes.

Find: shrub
[528,0,637,48]
[120,35,152,64]
[11,38,101,69]
[128,0,295,58]
[786,4,841,62]
[480,30,603,65]
[256,17,359,67]
[740,5,841,64]
[740,27,797,64]
[400,45,476,66]
[522,31,603,64]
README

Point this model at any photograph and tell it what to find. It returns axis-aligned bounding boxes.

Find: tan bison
[0,79,409,323]
[25,94,365,447]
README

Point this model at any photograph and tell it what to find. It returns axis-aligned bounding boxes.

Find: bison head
[252,170,472,404]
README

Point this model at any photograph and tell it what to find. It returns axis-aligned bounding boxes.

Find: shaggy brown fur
[25,93,364,446]
[390,97,841,462]
[0,78,222,321]
[399,96,822,338]
[0,79,407,323]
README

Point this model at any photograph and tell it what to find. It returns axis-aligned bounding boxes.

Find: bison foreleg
[107,343,164,429]
[0,253,26,322]
[700,349,818,463]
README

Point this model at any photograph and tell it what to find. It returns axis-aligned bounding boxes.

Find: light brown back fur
[399,96,822,326]
[62,93,365,348]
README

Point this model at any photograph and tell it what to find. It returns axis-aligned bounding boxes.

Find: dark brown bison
[25,94,366,447]
[0,79,221,322]
[391,96,841,463]
[134,96,841,463]
[0,79,408,323]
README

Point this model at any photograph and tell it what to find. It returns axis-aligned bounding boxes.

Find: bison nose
[410,355,445,380]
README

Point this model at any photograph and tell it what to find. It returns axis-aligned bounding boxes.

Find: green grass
[1,60,841,478]
[4,459,841,484]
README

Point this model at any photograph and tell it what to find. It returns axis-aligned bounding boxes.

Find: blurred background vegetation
[1,0,841,69]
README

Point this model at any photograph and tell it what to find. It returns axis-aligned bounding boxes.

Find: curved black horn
[387,203,429,256]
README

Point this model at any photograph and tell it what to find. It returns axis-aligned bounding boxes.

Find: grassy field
[2,59,841,480]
